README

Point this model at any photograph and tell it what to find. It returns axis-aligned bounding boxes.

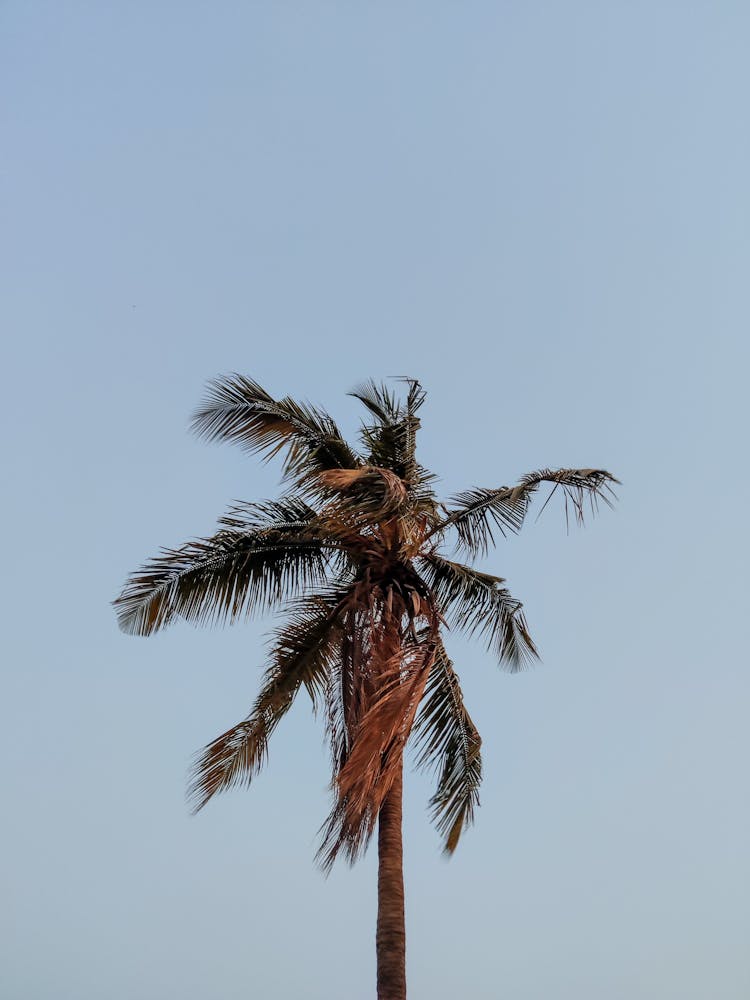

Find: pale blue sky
[2,3,748,998]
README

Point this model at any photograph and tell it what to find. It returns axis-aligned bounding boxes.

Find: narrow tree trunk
[376,757,406,1000]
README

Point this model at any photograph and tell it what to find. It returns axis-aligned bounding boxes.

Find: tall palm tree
[115,376,616,1000]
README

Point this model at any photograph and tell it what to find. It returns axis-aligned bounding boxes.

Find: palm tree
[115,375,617,1000]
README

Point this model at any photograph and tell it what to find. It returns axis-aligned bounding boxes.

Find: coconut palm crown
[115,375,617,999]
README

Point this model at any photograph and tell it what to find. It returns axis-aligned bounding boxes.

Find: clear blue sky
[3,3,748,998]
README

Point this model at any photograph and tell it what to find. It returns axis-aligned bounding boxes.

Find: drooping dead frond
[317,608,438,871]
[188,589,348,811]
[315,587,437,869]
[418,553,538,671]
[336,645,431,823]
[191,374,362,481]
[411,639,482,854]
[433,468,619,556]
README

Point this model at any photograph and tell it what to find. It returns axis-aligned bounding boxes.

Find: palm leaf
[411,639,482,854]
[433,468,619,555]
[351,378,428,489]
[191,374,362,480]
[114,524,341,636]
[188,590,346,811]
[418,553,538,671]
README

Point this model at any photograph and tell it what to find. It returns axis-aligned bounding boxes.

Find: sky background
[2,3,749,998]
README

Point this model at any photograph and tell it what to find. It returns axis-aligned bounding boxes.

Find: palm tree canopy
[115,375,617,867]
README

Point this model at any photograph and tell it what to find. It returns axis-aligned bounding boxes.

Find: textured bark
[376,758,406,1000]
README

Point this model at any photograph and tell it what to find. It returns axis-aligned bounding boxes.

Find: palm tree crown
[115,375,617,868]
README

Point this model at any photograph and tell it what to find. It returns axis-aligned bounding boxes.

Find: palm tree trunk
[376,756,407,1000]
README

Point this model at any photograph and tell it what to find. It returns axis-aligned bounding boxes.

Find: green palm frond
[114,521,344,636]
[191,374,362,481]
[350,378,430,490]
[411,640,482,854]
[433,468,619,556]
[188,591,346,811]
[418,553,538,671]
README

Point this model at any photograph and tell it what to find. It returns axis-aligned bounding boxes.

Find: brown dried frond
[318,607,438,870]
[317,466,409,517]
